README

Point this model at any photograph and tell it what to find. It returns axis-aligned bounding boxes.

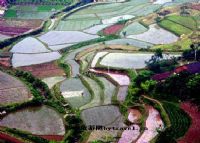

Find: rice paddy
[60,78,91,108]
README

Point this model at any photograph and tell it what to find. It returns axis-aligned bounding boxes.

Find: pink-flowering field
[89,69,130,86]
[136,106,164,143]
[128,109,142,123]
[118,124,140,143]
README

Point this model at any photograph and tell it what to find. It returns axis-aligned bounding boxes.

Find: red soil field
[0,132,24,143]
[0,18,43,36]
[178,102,200,143]
[19,61,65,78]
[38,135,64,141]
[103,24,124,35]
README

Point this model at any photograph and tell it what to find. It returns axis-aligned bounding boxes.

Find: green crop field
[4,10,17,18]
[162,102,191,139]
[151,37,192,51]
[166,15,198,30]
[37,5,64,12]
[158,19,193,36]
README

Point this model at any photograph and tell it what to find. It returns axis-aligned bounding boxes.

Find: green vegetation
[146,49,178,73]
[155,102,191,143]
[151,37,192,51]
[154,72,200,105]
[37,5,64,12]
[158,19,192,36]
[63,114,86,143]
[4,9,17,18]
[166,15,197,30]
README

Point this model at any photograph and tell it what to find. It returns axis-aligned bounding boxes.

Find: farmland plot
[153,0,172,4]
[64,44,100,77]
[81,105,125,127]
[56,19,101,31]
[165,15,197,30]
[103,24,124,35]
[120,22,148,36]
[128,109,142,123]
[127,24,179,44]
[105,38,153,49]
[87,130,118,143]
[91,52,108,68]
[89,69,130,86]
[0,33,10,41]
[117,86,128,102]
[0,106,65,135]
[19,62,64,78]
[12,52,61,67]
[178,102,200,143]
[118,124,140,143]
[131,4,161,17]
[136,106,164,143]
[38,31,99,46]
[158,19,193,36]
[67,60,80,77]
[98,77,116,105]
[79,52,95,72]
[107,73,130,86]
[60,78,90,108]
[0,18,43,36]
[42,76,65,89]
[0,18,42,29]
[10,37,50,54]
[99,53,154,69]
[80,76,102,110]
[49,43,74,51]
[100,52,179,69]
[0,71,32,105]
[83,24,112,35]
[102,15,135,24]
[16,11,54,19]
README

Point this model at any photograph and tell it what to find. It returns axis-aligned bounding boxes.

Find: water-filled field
[127,24,179,44]
[0,106,65,135]
[60,78,91,108]
[81,105,125,127]
[105,38,153,49]
[12,52,61,67]
[38,31,99,46]
[11,37,50,54]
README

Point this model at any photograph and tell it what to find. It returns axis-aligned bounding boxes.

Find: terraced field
[98,77,116,105]
[79,76,103,110]
[1,0,199,142]
[60,78,91,108]
[0,106,65,135]
[0,71,32,105]
[162,102,191,139]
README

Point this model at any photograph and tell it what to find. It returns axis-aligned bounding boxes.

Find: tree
[122,31,127,37]
[141,80,157,93]
[155,48,163,59]
[190,43,200,61]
